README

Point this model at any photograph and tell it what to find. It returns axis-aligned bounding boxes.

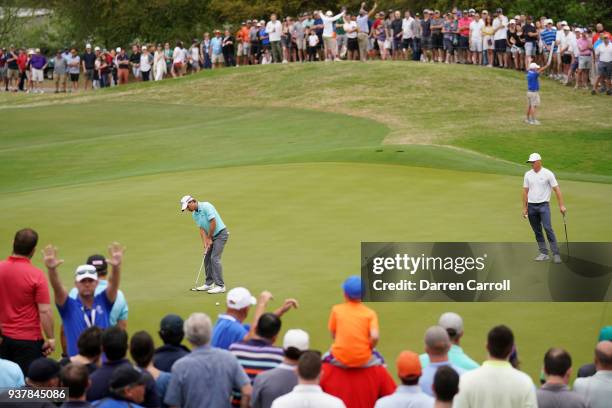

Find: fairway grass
[1,62,611,383]
[1,163,611,381]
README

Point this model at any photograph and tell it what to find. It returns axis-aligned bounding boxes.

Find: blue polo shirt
[211,314,249,350]
[68,280,128,326]
[541,28,557,51]
[192,201,226,236]
[58,291,114,357]
[211,37,223,55]
[527,70,540,91]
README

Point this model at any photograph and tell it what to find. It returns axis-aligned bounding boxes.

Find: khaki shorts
[7,68,19,79]
[527,91,540,107]
[212,54,224,64]
[323,36,336,51]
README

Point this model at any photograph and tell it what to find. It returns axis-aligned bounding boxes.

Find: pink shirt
[577,38,591,56]
[458,17,472,36]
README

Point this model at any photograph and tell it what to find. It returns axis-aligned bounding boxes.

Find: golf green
[1,61,611,383]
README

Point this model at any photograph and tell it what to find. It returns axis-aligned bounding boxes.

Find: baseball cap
[325,11,333,17]
[180,195,194,211]
[509,19,516,24]
[28,49,34,55]
[397,351,422,378]
[496,8,503,13]
[35,48,41,53]
[342,275,362,300]
[110,366,146,390]
[116,47,121,52]
[160,314,184,335]
[575,28,583,33]
[438,312,464,335]
[75,264,98,282]
[560,20,568,26]
[86,43,92,49]
[27,358,61,383]
[528,62,540,71]
[527,152,542,162]
[546,19,553,25]
[283,329,310,351]
[468,8,475,13]
[226,287,257,310]
[599,326,612,341]
[87,254,108,273]
[563,25,570,30]
[94,46,101,51]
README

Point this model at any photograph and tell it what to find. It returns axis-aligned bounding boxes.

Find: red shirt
[320,363,396,408]
[0,256,50,341]
[17,54,27,71]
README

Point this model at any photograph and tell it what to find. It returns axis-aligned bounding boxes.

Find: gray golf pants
[204,229,229,286]
[527,202,559,255]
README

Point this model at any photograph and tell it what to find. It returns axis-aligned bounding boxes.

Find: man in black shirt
[391,10,403,60]
[81,44,96,91]
[129,45,141,81]
[523,16,538,67]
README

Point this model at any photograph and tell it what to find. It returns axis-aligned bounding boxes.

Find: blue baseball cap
[599,326,612,341]
[343,275,363,300]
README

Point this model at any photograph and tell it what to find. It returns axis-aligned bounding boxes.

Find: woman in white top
[172,41,185,77]
[139,45,152,81]
[153,44,166,81]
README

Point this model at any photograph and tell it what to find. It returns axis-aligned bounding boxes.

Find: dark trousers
[527,202,559,255]
[412,38,422,61]
[141,70,150,81]
[204,229,229,287]
[0,335,44,375]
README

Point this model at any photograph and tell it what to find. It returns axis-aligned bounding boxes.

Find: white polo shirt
[523,167,558,203]
[596,42,612,62]
[271,385,346,408]
[266,20,283,42]
[454,360,537,408]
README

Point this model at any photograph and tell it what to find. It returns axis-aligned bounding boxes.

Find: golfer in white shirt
[522,153,567,263]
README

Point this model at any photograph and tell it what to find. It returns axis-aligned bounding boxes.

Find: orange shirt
[238,27,250,43]
[328,300,379,367]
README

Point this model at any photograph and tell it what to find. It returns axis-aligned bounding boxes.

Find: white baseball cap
[563,25,570,30]
[226,287,257,310]
[86,43,92,49]
[325,10,333,16]
[180,195,194,211]
[546,19,553,25]
[509,19,516,24]
[75,264,98,282]
[529,62,540,70]
[283,329,310,351]
[438,312,463,334]
[527,152,542,163]
[116,47,122,52]
[94,46,101,51]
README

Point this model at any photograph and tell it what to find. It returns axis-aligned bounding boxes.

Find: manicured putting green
[1,162,610,381]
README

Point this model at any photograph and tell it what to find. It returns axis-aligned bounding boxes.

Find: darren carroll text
[372,279,511,291]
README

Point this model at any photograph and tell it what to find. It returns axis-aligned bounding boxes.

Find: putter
[563,213,569,258]
[190,256,205,291]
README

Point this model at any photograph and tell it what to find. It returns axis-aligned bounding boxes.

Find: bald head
[425,326,451,358]
[595,341,612,370]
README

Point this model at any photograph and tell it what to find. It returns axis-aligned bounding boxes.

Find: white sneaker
[193,283,215,291]
[531,120,541,125]
[553,254,562,264]
[534,253,550,261]
[208,286,226,294]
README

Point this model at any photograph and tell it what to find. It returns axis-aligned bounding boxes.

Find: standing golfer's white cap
[75,264,98,282]
[180,195,194,211]
[438,312,464,334]
[529,62,540,71]
[226,287,257,310]
[283,329,310,351]
[527,153,542,163]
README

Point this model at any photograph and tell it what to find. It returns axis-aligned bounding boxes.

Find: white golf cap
[509,19,516,24]
[438,312,464,334]
[75,264,98,282]
[116,47,121,52]
[86,43,92,49]
[563,25,570,30]
[94,46,101,51]
[527,152,542,163]
[546,19,553,25]
[226,287,257,310]
[326,10,333,16]
[560,20,567,26]
[283,329,310,351]
[575,28,583,33]
[180,195,194,211]
[529,62,540,70]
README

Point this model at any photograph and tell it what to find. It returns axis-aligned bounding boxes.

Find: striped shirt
[229,338,284,407]
[541,29,558,51]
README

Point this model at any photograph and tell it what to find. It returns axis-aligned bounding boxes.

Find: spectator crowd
[1,228,612,408]
[1,3,611,95]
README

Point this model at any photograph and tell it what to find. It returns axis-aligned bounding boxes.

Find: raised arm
[106,242,125,304]
[43,245,67,307]
[246,291,273,339]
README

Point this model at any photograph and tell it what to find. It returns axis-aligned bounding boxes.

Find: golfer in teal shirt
[181,195,229,294]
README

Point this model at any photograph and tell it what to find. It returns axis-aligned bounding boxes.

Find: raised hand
[42,245,64,270]
[107,242,126,267]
